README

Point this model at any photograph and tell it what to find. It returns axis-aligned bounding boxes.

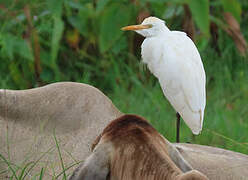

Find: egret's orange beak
[121,24,152,31]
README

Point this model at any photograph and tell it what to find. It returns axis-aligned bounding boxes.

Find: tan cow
[69,114,209,180]
[0,82,122,179]
[174,143,248,180]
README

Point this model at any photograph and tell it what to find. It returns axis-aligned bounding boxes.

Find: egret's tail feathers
[191,127,202,135]
[180,109,204,135]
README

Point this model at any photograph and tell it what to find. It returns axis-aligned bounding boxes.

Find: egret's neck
[149,25,170,38]
[161,25,170,33]
[157,25,170,36]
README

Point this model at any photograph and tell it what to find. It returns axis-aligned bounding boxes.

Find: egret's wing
[179,58,206,134]
[159,32,206,134]
[179,33,206,110]
[179,45,206,112]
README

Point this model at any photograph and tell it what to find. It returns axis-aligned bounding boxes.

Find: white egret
[122,17,206,142]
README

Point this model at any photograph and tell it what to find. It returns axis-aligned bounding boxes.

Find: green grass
[0,135,78,179]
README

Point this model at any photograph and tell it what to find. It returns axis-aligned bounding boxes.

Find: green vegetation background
[0,0,248,155]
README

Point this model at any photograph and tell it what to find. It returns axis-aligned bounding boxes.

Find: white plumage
[122,17,206,135]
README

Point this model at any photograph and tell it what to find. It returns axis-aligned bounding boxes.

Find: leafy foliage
[221,0,242,22]
[0,0,246,89]
[188,0,210,35]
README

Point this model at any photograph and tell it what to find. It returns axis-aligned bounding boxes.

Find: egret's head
[121,17,169,37]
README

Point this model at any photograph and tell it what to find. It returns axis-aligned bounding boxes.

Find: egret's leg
[176,112,180,143]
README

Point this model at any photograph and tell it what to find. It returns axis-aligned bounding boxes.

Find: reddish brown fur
[91,115,157,152]
[70,115,208,180]
[92,114,208,180]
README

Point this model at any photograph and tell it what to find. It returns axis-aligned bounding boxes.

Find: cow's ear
[69,143,111,180]
[161,137,192,172]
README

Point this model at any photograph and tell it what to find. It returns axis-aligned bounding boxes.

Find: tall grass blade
[0,153,18,180]
[23,146,54,179]
[39,167,44,180]
[53,131,67,180]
